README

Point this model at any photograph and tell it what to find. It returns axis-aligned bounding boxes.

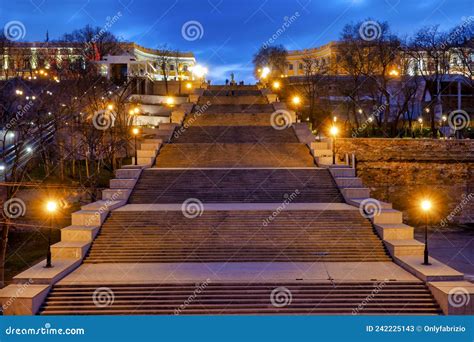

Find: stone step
[137,150,157,158]
[311,141,330,150]
[143,139,163,145]
[80,200,125,211]
[140,143,161,151]
[384,239,425,256]
[341,187,371,199]
[132,157,155,166]
[329,168,356,178]
[115,169,141,179]
[312,149,333,157]
[347,198,392,209]
[374,223,414,240]
[60,226,100,242]
[71,210,107,227]
[334,177,363,188]
[102,189,132,201]
[315,156,333,166]
[371,209,403,225]
[51,241,91,259]
[109,178,137,189]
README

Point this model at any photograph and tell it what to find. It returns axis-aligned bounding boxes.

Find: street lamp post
[292,96,301,122]
[132,127,140,165]
[330,126,339,165]
[420,199,432,266]
[45,200,58,268]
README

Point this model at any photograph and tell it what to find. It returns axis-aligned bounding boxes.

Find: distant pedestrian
[225,79,229,85]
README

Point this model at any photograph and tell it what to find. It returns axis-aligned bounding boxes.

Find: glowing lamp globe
[421,200,432,212]
[46,201,58,213]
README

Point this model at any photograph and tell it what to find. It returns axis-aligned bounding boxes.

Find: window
[288,64,293,70]
[299,63,303,70]
[170,64,175,71]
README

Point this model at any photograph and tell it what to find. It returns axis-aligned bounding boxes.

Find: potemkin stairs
[1,85,472,315]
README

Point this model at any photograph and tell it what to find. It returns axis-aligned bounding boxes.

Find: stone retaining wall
[335,138,474,225]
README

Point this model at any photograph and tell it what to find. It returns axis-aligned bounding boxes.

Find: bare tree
[408,25,452,137]
[252,45,288,79]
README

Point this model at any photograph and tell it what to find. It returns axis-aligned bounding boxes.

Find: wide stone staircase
[83,210,390,263]
[41,281,441,315]
[129,168,343,203]
[36,86,443,316]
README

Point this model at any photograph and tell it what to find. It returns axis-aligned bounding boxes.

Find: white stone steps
[61,226,100,242]
[102,189,132,201]
[81,200,125,211]
[312,149,333,157]
[341,187,371,199]
[71,210,107,227]
[371,209,403,225]
[374,223,414,240]
[51,241,91,259]
[115,168,142,179]
[334,177,363,188]
[110,178,137,189]
[384,239,425,257]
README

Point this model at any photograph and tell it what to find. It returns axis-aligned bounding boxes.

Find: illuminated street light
[26,146,33,153]
[441,115,447,122]
[44,200,58,268]
[132,127,140,166]
[166,97,175,106]
[261,66,270,79]
[292,96,301,106]
[389,69,399,76]
[272,81,281,90]
[425,107,430,113]
[191,65,208,79]
[186,82,192,89]
[420,199,432,266]
[15,89,23,95]
[330,126,339,165]
[107,103,114,111]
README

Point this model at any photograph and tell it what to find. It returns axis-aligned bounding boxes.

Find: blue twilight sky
[1,0,473,83]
